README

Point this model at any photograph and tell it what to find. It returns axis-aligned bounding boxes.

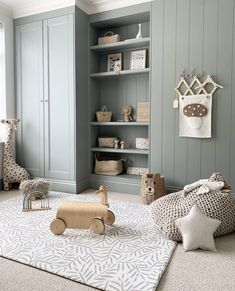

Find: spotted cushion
[149,173,235,241]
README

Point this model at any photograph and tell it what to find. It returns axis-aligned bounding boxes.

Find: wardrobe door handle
[45,100,48,102]
[40,100,43,102]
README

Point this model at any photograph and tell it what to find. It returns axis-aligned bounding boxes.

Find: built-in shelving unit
[88,7,151,192]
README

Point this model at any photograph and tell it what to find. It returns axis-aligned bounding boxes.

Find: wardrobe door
[43,14,75,181]
[16,22,44,177]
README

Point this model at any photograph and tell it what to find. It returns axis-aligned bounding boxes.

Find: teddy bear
[140,173,166,205]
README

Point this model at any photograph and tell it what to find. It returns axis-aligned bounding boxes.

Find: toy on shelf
[50,185,115,235]
[122,105,133,122]
[0,119,30,190]
[21,179,50,212]
[120,141,125,149]
[114,139,119,149]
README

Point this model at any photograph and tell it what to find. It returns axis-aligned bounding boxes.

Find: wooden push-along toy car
[50,185,115,235]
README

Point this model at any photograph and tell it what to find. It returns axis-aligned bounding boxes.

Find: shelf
[90,37,150,52]
[90,147,149,155]
[90,173,141,181]
[90,68,150,78]
[90,122,149,126]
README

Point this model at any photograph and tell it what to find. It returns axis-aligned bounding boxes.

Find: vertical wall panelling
[231,2,235,187]
[150,0,164,174]
[187,0,204,183]
[200,0,218,178]
[152,0,235,190]
[215,0,234,179]
[174,0,190,188]
[161,0,177,186]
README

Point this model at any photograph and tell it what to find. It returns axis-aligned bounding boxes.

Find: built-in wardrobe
[15,7,89,193]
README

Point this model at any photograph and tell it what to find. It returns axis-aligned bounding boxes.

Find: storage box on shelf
[89,8,151,192]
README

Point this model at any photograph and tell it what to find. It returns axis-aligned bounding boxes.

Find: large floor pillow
[149,176,235,241]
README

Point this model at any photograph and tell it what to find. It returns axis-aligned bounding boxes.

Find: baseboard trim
[48,179,77,194]
[88,176,141,195]
[77,179,89,193]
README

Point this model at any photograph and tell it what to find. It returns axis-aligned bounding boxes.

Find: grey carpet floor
[0,189,234,291]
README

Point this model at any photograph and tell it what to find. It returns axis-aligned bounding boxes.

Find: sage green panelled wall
[151,0,235,191]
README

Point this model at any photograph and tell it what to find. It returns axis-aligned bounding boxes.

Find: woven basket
[96,106,112,122]
[95,156,123,176]
[98,137,117,148]
[98,31,120,45]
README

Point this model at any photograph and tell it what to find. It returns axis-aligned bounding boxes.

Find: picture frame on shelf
[107,53,122,72]
[137,102,150,122]
[130,49,147,70]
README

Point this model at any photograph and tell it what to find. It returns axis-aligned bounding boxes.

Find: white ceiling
[0,0,152,18]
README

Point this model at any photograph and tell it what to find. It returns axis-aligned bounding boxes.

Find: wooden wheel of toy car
[105,210,115,225]
[50,218,66,235]
[90,217,105,234]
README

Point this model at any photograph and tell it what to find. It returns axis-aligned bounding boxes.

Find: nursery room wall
[0,2,14,140]
[151,0,235,191]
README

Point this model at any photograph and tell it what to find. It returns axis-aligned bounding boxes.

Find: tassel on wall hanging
[174,74,223,138]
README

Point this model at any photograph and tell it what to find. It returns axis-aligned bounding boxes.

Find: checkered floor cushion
[149,173,235,241]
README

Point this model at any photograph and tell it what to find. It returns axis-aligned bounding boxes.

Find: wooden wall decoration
[174,74,223,139]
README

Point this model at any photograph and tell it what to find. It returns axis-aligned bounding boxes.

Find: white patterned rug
[0,192,176,291]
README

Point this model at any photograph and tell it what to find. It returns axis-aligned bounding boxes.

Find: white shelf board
[90,68,150,78]
[90,147,149,155]
[90,37,150,52]
[90,122,149,126]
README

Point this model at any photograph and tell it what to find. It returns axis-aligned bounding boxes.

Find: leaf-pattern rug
[0,192,176,291]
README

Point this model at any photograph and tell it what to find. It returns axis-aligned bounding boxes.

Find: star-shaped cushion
[175,204,221,252]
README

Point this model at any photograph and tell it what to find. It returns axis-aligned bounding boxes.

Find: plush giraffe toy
[0,119,30,190]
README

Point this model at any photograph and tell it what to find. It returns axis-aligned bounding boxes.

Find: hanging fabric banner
[179,94,212,138]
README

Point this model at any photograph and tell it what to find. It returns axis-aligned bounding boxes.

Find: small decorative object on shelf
[136,23,143,39]
[120,141,125,149]
[130,49,147,70]
[114,139,119,149]
[127,167,149,175]
[98,31,120,45]
[98,137,117,148]
[96,106,112,122]
[114,61,121,74]
[136,138,149,150]
[108,53,122,72]
[122,105,133,122]
[137,102,150,122]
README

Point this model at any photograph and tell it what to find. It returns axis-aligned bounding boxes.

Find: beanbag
[149,173,235,241]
